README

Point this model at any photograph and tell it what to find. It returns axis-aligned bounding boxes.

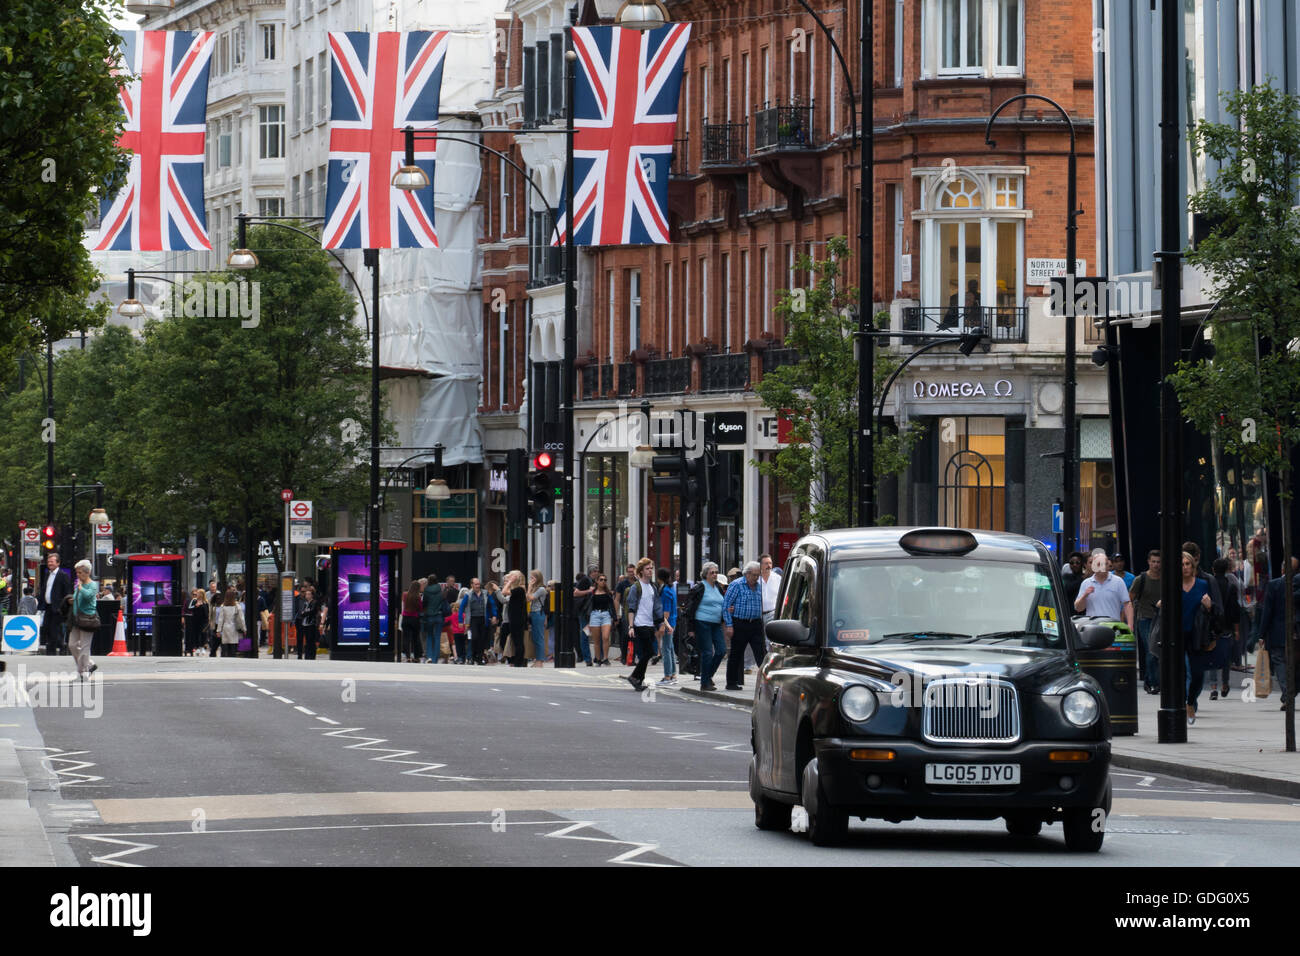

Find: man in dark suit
[1257,557,1300,707]
[37,553,74,655]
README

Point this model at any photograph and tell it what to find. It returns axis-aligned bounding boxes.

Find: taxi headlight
[839,685,878,723]
[1062,689,1100,727]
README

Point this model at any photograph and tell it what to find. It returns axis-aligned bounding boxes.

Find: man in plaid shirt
[723,561,765,691]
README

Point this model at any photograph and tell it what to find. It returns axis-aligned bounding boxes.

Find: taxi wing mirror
[766,618,813,646]
[1075,624,1114,651]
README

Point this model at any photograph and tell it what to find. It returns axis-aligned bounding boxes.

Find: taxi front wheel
[1062,782,1111,853]
[801,757,848,846]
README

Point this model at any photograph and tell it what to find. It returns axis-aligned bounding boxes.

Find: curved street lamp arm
[791,0,857,149]
[984,92,1075,153]
[874,337,967,444]
[235,213,373,337]
[404,130,562,227]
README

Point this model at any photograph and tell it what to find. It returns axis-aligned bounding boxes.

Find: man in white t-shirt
[759,553,782,625]
[1073,549,1134,630]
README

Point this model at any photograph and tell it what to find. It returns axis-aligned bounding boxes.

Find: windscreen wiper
[880,631,975,643]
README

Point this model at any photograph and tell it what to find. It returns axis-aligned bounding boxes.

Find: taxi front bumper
[814,737,1111,817]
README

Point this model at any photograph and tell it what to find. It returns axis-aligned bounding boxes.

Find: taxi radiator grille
[921,679,1020,744]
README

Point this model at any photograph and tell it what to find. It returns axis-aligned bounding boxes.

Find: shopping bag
[1255,650,1272,698]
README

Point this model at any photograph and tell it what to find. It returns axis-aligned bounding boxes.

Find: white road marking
[241,681,258,688]
[315,717,339,725]
[612,719,627,723]
[578,711,591,715]
[41,749,103,787]
[198,697,256,701]
[548,702,560,706]
[257,688,274,695]
[320,726,450,778]
[518,695,531,699]
[543,820,670,868]
[295,706,315,715]
[78,835,157,867]
[273,696,293,704]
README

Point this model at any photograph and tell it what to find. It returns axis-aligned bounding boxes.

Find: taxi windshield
[826,557,1065,649]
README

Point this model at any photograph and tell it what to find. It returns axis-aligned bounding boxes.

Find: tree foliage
[1174,81,1300,748]
[0,225,380,576]
[1174,82,1300,475]
[754,236,921,530]
[0,1,129,364]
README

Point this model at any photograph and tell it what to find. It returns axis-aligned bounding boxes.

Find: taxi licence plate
[925,763,1020,786]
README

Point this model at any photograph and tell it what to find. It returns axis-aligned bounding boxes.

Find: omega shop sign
[911,378,1015,400]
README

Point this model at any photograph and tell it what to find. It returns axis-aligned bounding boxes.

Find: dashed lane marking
[273,696,293,704]
[315,717,339,725]
[295,706,316,715]
[257,688,274,695]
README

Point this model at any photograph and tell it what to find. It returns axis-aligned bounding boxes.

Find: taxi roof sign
[898,529,979,556]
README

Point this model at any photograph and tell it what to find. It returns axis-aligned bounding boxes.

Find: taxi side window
[781,558,810,624]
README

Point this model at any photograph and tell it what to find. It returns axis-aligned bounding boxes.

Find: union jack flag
[322,31,448,250]
[553,24,691,247]
[94,31,215,252]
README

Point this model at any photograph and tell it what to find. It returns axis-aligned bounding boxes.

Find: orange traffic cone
[108,606,131,657]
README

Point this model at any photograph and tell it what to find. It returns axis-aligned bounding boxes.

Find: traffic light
[712,450,741,518]
[40,524,57,555]
[651,446,710,535]
[506,448,528,527]
[529,451,556,524]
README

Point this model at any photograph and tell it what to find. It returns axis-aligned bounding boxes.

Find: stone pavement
[677,656,1300,799]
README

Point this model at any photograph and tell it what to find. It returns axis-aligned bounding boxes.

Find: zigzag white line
[78,835,157,867]
[543,820,671,867]
[319,726,462,779]
[41,749,104,787]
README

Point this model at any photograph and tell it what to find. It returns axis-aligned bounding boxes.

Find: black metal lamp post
[789,0,871,526]
[229,214,378,656]
[986,94,1080,556]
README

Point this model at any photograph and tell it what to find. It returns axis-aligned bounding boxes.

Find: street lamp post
[229,214,382,658]
[985,94,1080,557]
[788,0,870,525]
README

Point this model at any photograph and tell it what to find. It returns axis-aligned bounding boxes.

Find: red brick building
[477,0,1108,581]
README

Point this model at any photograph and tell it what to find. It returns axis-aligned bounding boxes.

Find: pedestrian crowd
[1061,527,1296,725]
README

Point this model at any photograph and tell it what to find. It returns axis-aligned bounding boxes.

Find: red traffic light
[533,451,553,470]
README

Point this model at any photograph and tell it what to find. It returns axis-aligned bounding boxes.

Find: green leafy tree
[110,224,380,581]
[0,1,129,364]
[1172,82,1300,750]
[754,236,921,530]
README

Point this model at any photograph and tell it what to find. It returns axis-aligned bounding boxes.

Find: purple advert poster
[132,565,175,634]
[335,553,389,645]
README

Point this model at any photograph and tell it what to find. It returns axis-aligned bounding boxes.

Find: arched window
[939,176,983,209]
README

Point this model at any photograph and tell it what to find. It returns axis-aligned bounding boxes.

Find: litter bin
[1073,615,1138,736]
[152,605,184,657]
[92,600,120,656]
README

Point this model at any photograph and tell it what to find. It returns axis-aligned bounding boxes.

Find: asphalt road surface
[7,657,1299,866]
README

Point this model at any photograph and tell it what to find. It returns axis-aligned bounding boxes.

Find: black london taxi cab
[750,527,1114,850]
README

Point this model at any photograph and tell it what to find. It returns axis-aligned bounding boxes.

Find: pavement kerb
[0,738,56,867]
[675,684,1300,800]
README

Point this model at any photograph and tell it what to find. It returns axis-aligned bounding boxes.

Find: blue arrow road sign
[1052,504,1063,535]
[3,615,40,651]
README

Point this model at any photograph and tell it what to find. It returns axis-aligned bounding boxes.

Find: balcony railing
[900,306,1029,345]
[617,361,636,397]
[761,347,801,375]
[754,102,815,152]
[581,362,615,398]
[645,357,691,395]
[701,122,748,166]
[700,352,750,393]
[670,136,689,176]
